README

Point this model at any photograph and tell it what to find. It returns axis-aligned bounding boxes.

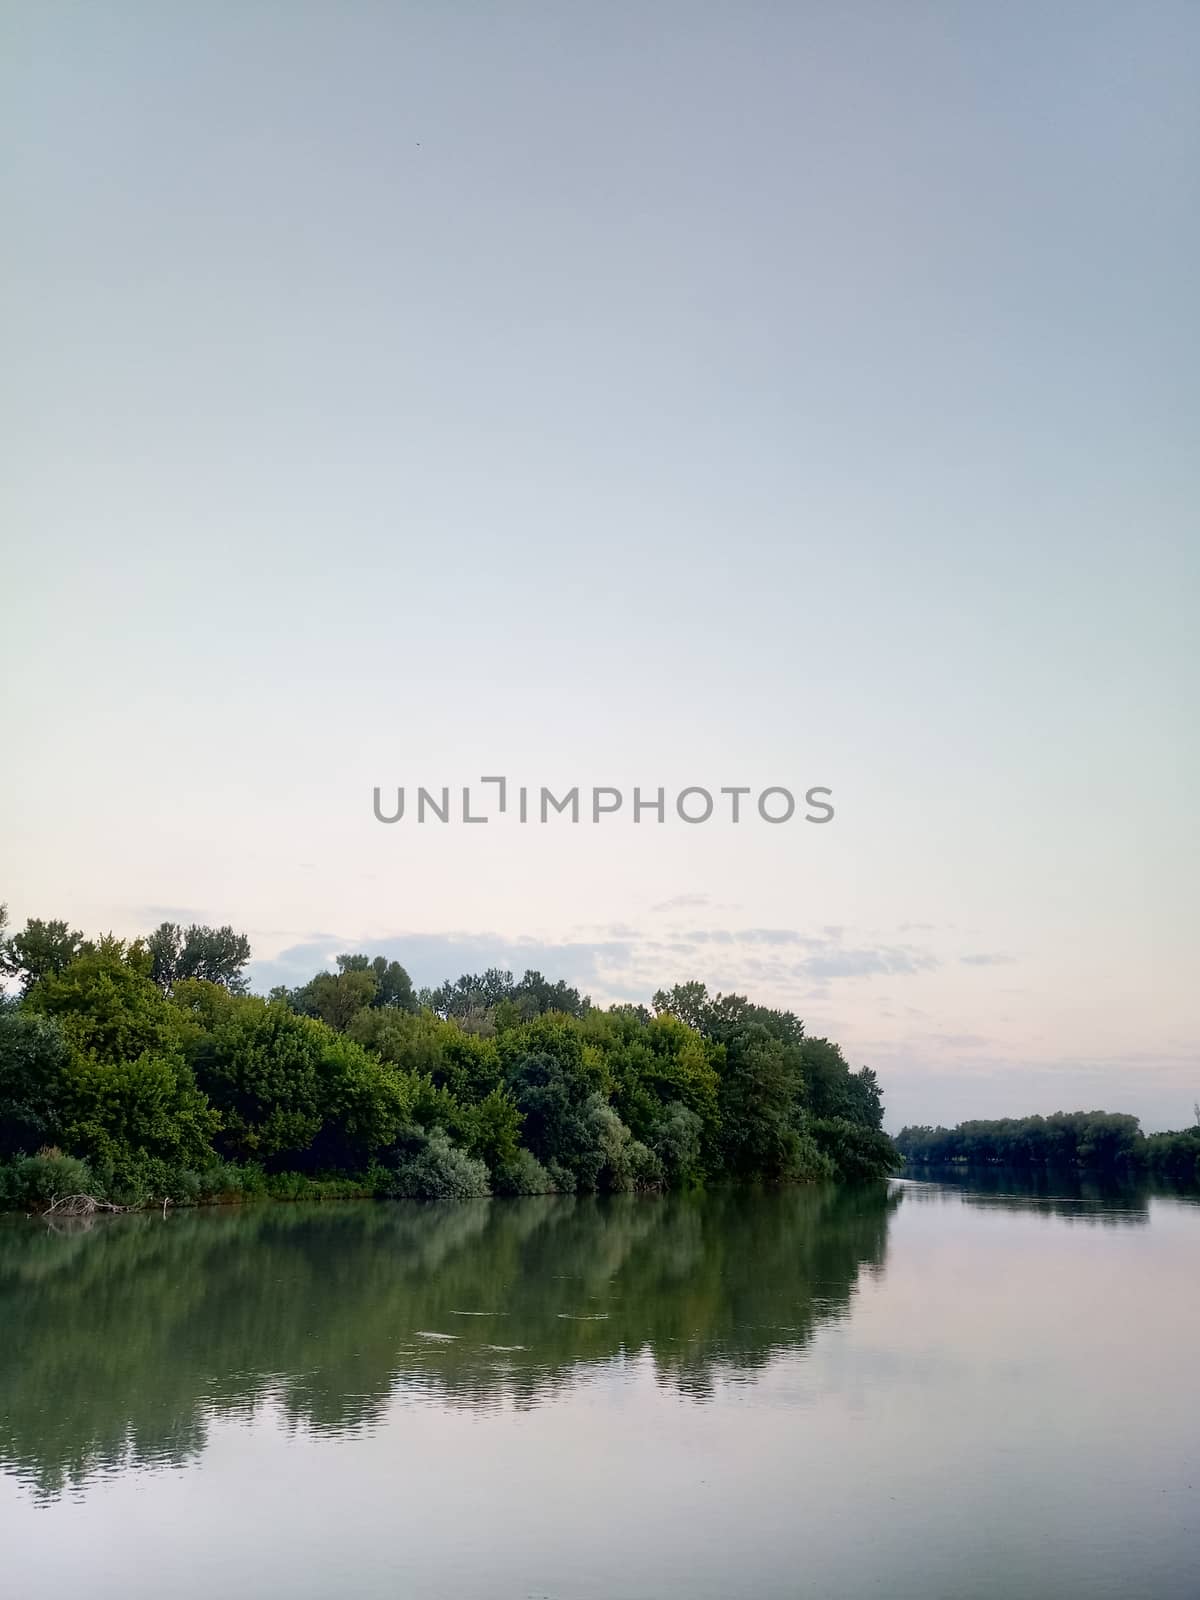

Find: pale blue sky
[3,2,1198,1128]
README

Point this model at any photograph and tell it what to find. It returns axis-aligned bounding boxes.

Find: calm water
[2,1176,1197,1598]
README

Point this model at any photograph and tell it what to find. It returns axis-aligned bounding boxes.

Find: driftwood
[42,1193,131,1218]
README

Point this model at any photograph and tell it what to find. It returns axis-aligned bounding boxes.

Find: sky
[2,2,1197,1131]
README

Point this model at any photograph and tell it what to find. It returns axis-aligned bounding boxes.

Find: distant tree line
[895,1111,1200,1181]
[0,905,899,1210]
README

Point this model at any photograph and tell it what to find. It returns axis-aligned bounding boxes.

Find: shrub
[264,1171,374,1202]
[789,1132,837,1182]
[196,1160,268,1201]
[582,1095,661,1191]
[172,1168,204,1204]
[544,1159,577,1194]
[0,1149,96,1210]
[383,1128,491,1200]
[491,1148,559,1195]
[628,1138,664,1190]
[88,1149,189,1207]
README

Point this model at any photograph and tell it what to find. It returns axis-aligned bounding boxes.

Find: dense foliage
[896,1111,1200,1181]
[0,906,898,1208]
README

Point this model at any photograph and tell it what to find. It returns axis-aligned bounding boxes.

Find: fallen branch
[42,1193,131,1218]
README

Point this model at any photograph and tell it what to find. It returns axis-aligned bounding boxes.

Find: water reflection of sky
[2,1183,1198,1599]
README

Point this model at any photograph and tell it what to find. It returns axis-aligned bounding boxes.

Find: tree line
[0,906,899,1210]
[895,1111,1200,1181]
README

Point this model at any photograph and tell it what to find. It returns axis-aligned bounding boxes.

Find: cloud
[667,929,937,976]
[960,953,1016,967]
[248,931,637,999]
[649,893,712,913]
[799,946,938,979]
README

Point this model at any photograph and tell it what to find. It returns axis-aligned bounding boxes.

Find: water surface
[2,1177,1197,1598]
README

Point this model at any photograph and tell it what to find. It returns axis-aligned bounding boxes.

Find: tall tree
[147,923,251,994]
[336,954,416,1012]
[303,969,377,1031]
[715,1023,801,1179]
[0,1009,69,1158]
[2,918,86,994]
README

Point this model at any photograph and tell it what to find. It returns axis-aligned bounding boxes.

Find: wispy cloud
[249,923,940,1004]
[649,893,712,914]
[801,946,938,979]
[248,931,638,998]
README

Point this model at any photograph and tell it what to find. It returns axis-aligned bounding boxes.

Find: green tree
[801,1038,884,1129]
[592,1008,720,1151]
[26,938,181,1063]
[896,1111,1142,1170]
[652,980,713,1032]
[0,1008,69,1158]
[61,1051,220,1188]
[189,997,410,1168]
[503,1051,594,1182]
[349,1006,443,1074]
[809,1118,900,1180]
[302,969,378,1031]
[336,954,416,1012]
[715,1024,801,1180]
[3,917,85,994]
[650,1102,705,1186]
[147,923,252,995]
[460,1085,523,1171]
[19,940,219,1197]
[2,929,899,1203]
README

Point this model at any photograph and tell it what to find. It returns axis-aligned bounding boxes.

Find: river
[2,1174,1197,1598]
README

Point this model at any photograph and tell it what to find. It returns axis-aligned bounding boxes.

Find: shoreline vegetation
[0,907,899,1214]
[896,1112,1200,1182]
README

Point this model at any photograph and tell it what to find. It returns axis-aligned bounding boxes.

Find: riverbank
[1,1152,902,1216]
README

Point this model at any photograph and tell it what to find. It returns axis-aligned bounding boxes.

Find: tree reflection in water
[0,1185,899,1498]
[896,1165,1199,1223]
